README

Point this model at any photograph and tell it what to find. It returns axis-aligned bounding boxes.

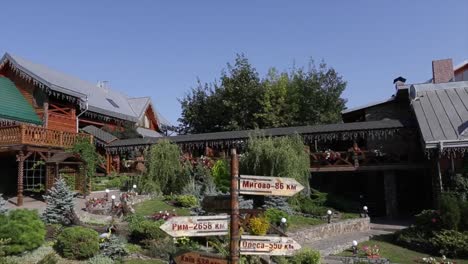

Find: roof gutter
[76,97,89,133]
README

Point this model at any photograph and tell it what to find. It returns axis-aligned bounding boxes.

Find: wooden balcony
[0,124,92,149]
[310,150,426,172]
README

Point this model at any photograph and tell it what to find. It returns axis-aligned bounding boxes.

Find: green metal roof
[0,77,42,125]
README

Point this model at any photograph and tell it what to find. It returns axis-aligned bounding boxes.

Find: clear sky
[1,1,467,125]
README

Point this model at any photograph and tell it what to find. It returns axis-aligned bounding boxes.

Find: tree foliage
[240,134,310,194]
[42,178,76,225]
[142,140,185,194]
[178,54,347,134]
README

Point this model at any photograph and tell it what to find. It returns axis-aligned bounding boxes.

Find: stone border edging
[288,217,370,244]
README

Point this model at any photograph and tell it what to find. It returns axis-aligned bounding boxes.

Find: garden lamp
[280,217,287,232]
[363,206,368,218]
[111,195,116,208]
[133,184,137,189]
[105,189,110,201]
[327,210,332,224]
[352,240,358,255]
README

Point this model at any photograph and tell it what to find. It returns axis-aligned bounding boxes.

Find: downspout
[436,141,443,193]
[76,97,89,133]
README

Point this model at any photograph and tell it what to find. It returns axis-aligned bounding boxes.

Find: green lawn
[288,215,325,230]
[134,198,191,216]
[337,234,468,264]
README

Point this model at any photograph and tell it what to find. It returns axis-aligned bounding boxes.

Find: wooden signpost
[239,175,304,196]
[175,251,228,264]
[159,215,230,237]
[240,235,302,256]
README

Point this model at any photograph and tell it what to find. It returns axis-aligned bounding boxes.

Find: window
[106,98,119,108]
[144,115,150,128]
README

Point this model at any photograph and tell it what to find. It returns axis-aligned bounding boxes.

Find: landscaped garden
[0,135,369,264]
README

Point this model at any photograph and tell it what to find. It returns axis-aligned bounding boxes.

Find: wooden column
[43,102,49,128]
[106,153,111,175]
[384,171,398,218]
[230,148,240,264]
[16,151,25,206]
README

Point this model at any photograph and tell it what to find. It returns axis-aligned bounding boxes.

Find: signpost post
[240,235,302,256]
[230,148,240,264]
[159,215,230,237]
[239,175,304,196]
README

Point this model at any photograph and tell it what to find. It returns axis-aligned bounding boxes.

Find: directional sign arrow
[159,215,229,237]
[240,235,302,256]
[175,251,228,264]
[239,175,304,196]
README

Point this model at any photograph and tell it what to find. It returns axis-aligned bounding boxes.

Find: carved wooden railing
[310,150,405,169]
[0,125,92,148]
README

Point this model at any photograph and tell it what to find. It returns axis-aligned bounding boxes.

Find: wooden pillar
[43,102,49,128]
[230,148,240,264]
[16,151,24,206]
[106,153,111,175]
[384,171,398,218]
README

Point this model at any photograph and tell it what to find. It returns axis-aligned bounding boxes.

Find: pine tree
[42,178,76,225]
[0,194,7,214]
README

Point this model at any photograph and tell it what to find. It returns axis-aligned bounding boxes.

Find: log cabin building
[0,53,168,205]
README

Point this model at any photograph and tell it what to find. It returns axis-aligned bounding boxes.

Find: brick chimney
[432,59,454,83]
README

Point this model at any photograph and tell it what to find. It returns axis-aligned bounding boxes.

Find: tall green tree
[178,55,347,134]
[142,139,186,194]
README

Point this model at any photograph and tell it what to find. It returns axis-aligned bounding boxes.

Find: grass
[288,215,325,230]
[134,198,190,216]
[337,234,468,264]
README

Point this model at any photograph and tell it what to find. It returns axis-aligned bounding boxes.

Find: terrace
[0,124,92,150]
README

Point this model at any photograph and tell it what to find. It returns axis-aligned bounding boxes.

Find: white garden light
[111,195,116,200]
[281,217,287,224]
[352,240,358,246]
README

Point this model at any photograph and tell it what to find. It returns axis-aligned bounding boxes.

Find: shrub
[0,209,46,255]
[0,195,7,215]
[212,159,230,193]
[291,248,321,264]
[439,194,461,230]
[430,230,468,258]
[265,208,290,226]
[176,195,199,208]
[56,226,99,260]
[100,235,128,260]
[37,253,59,264]
[415,210,441,230]
[126,215,166,242]
[106,175,130,190]
[249,216,270,235]
[459,200,468,231]
[394,227,434,253]
[143,237,176,259]
[87,255,114,264]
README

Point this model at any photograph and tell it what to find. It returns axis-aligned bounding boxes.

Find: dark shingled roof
[106,120,406,152]
[82,125,118,144]
[410,81,468,152]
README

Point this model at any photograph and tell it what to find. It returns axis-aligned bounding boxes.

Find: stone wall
[288,217,370,244]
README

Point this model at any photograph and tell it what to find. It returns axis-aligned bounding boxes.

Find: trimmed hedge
[56,226,99,260]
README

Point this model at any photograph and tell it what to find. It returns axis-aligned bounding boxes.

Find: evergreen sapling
[42,178,76,225]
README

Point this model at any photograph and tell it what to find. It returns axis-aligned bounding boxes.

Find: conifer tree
[0,194,7,214]
[42,178,76,225]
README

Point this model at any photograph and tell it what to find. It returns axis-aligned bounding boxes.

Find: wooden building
[0,53,168,206]
[104,58,468,218]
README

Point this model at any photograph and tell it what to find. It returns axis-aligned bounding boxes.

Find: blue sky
[1,1,467,125]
